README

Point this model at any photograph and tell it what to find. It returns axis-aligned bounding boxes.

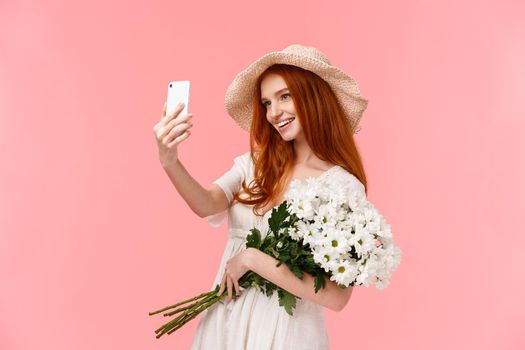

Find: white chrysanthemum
[319,201,338,219]
[329,259,358,287]
[348,224,375,257]
[295,221,309,239]
[288,226,302,240]
[312,246,340,272]
[304,227,325,247]
[363,207,382,233]
[355,261,375,287]
[378,235,394,249]
[345,210,364,227]
[296,221,322,246]
[361,244,402,288]
[311,205,338,231]
[336,218,354,234]
[289,198,315,220]
[286,182,303,203]
[322,228,349,255]
[335,205,348,222]
[376,245,402,278]
[359,230,377,256]
[278,227,287,237]
[378,220,392,238]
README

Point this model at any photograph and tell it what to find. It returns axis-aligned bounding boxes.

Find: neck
[293,134,318,165]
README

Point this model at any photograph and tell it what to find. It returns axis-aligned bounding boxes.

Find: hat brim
[224,50,368,133]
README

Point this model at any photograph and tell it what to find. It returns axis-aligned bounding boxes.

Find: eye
[261,93,290,108]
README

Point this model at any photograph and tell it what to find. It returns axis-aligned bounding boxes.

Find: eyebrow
[260,88,289,102]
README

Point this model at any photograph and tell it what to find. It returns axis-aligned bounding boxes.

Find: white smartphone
[166,80,190,118]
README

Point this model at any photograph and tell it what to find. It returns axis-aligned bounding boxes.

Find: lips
[276,117,295,128]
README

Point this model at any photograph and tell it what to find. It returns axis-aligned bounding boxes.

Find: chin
[281,134,296,142]
[275,128,298,142]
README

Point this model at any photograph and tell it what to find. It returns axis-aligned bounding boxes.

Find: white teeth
[278,118,294,127]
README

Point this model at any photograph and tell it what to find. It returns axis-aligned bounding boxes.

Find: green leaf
[278,289,298,316]
[289,264,303,279]
[314,274,325,293]
[260,234,275,252]
[265,284,276,297]
[246,228,261,249]
[279,251,290,262]
[268,201,289,234]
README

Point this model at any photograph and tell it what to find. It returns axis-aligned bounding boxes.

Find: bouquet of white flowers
[284,175,402,290]
[149,174,402,338]
[241,175,402,316]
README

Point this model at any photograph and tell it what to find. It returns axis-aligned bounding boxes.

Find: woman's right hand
[153,101,193,167]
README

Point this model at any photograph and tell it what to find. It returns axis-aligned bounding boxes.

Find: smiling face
[260,73,304,142]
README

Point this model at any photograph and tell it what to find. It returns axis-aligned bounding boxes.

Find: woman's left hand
[217,248,254,301]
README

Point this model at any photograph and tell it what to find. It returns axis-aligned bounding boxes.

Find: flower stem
[153,287,223,338]
[162,290,216,317]
[149,286,219,316]
[151,277,256,338]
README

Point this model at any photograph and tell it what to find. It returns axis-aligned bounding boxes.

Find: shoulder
[230,151,252,177]
[233,151,251,166]
[333,166,366,195]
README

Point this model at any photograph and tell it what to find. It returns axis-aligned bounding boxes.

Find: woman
[153,44,369,349]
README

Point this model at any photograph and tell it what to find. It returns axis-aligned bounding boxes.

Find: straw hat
[224,44,368,134]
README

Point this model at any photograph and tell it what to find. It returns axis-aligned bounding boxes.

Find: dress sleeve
[340,171,367,198]
[350,175,366,196]
[206,151,250,228]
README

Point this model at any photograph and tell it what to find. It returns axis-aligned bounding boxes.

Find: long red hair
[232,64,368,217]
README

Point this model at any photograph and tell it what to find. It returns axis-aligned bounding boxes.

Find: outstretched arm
[162,160,229,218]
[154,101,230,218]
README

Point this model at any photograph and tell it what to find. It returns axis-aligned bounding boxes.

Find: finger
[166,113,192,129]
[158,117,187,141]
[161,101,167,119]
[162,121,192,144]
[227,276,233,301]
[233,279,241,297]
[168,120,193,138]
[167,130,191,148]
[164,102,185,123]
[159,113,192,138]
[217,275,225,296]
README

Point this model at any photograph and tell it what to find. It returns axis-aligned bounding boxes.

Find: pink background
[1,0,524,349]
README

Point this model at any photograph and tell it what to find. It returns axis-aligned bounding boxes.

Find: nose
[268,102,283,121]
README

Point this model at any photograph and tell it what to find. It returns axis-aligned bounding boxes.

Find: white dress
[190,151,365,350]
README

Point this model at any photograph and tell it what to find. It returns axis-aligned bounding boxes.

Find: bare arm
[246,248,353,312]
[154,102,228,218]
[162,159,229,218]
